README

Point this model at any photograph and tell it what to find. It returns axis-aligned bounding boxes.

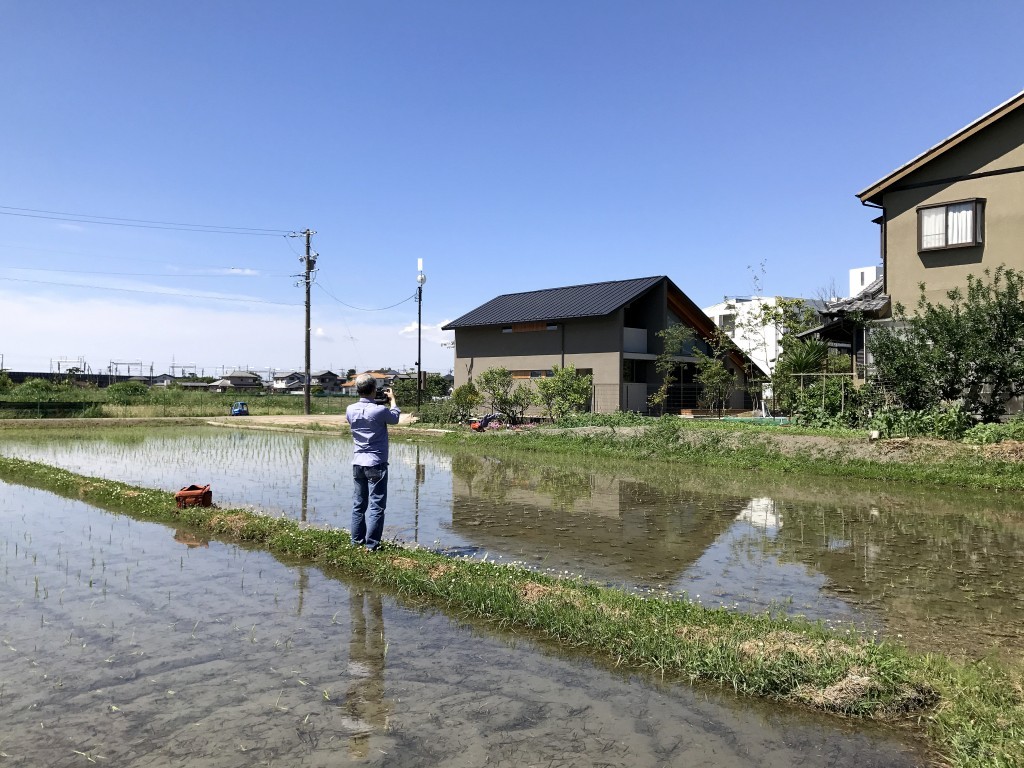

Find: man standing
[346,374,401,551]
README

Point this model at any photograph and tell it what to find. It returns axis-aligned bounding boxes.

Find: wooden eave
[666,284,748,370]
[857,89,1024,206]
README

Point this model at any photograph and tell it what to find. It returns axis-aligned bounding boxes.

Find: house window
[718,314,736,335]
[918,199,984,251]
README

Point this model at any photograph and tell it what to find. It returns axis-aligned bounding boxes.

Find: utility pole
[291,229,317,415]
[416,258,426,408]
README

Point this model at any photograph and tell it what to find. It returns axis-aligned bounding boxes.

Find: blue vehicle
[230,401,249,416]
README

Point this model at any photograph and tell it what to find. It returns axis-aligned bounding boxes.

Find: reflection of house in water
[734,498,782,533]
[449,455,745,584]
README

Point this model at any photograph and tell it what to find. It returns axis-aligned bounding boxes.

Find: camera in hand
[374,386,391,405]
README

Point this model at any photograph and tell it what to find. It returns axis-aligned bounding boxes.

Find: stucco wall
[453,315,624,386]
[882,107,1024,310]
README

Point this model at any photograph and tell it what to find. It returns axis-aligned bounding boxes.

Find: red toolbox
[175,484,212,509]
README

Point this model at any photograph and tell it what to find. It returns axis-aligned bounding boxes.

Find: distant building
[310,370,342,394]
[271,371,305,393]
[848,266,882,300]
[209,370,264,393]
[341,370,396,397]
[797,271,890,383]
[701,296,824,376]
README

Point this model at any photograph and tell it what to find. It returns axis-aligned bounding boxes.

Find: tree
[534,365,593,421]
[0,370,12,394]
[449,382,481,420]
[424,374,450,399]
[476,367,535,424]
[648,324,694,415]
[754,297,821,347]
[871,266,1024,421]
[390,378,417,407]
[692,328,737,416]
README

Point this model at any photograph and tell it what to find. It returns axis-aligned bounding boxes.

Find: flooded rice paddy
[1,426,1022,664]
[0,482,926,767]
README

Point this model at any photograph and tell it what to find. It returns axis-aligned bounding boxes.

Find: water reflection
[344,589,390,758]
[2,427,1023,660]
[0,481,924,767]
[173,528,209,548]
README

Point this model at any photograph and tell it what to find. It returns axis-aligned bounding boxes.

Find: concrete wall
[882,106,1024,310]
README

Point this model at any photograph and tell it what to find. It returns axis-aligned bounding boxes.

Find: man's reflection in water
[345,589,390,758]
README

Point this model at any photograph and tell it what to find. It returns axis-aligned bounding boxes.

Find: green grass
[0,455,1021,767]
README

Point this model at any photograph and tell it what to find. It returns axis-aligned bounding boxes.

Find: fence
[0,400,98,418]
[589,383,706,414]
[790,372,857,413]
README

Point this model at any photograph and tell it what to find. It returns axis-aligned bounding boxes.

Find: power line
[0,276,301,306]
[316,282,417,311]
[1,266,291,278]
[0,205,293,236]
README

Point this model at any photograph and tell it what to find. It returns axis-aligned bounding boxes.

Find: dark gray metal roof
[442,276,665,329]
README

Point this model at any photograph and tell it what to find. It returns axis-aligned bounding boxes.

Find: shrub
[550,411,650,428]
[11,377,61,400]
[869,404,972,440]
[476,367,534,424]
[534,365,593,422]
[106,381,151,405]
[962,417,1024,445]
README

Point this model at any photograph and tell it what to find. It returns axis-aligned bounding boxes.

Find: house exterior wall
[880,106,1024,310]
[452,314,625,413]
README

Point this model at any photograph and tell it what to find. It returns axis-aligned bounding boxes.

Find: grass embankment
[422,416,1024,492]
[1,457,1021,767]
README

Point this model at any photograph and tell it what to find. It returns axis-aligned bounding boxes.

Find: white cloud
[1,289,455,375]
[398,320,455,348]
[206,268,261,277]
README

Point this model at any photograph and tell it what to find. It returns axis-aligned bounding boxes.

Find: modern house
[701,296,825,376]
[442,275,753,414]
[857,88,1024,311]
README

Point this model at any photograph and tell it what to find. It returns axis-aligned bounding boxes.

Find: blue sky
[2,1,1023,376]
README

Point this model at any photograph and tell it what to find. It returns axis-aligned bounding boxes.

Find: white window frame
[917,198,984,252]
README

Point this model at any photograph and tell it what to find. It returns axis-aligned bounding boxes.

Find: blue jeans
[351,463,388,550]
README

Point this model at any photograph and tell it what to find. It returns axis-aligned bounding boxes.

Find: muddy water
[0,482,925,767]
[1,427,1022,661]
